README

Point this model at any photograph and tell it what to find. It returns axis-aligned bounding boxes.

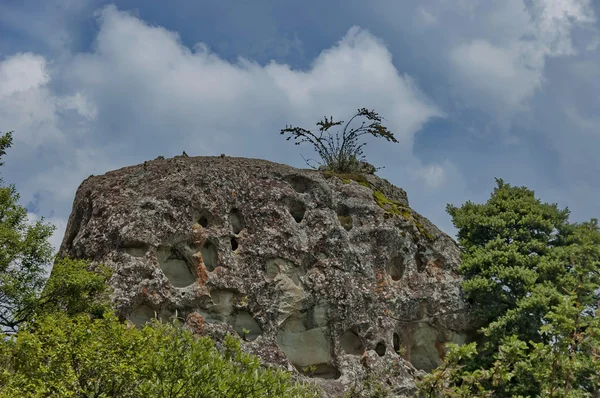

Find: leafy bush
[280,108,397,173]
[0,312,320,398]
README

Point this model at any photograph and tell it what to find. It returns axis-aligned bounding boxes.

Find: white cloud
[448,0,596,120]
[418,163,447,188]
[2,4,445,247]
[0,53,49,98]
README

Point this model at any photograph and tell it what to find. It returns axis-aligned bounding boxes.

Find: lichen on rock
[58,155,470,397]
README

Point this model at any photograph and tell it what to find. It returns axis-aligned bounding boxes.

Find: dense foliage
[0,312,319,398]
[0,131,56,332]
[280,108,397,173]
[420,178,600,397]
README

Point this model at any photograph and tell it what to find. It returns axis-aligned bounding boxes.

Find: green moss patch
[322,171,372,188]
[373,190,411,220]
[373,190,435,241]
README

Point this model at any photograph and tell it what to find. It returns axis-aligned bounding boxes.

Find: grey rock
[58,156,471,397]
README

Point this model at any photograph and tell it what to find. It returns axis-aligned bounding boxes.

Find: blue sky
[1,0,599,250]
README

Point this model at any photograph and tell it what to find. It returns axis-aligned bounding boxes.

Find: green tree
[420,179,600,397]
[280,108,397,173]
[0,131,56,332]
[0,312,320,398]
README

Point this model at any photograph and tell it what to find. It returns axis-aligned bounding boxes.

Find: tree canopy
[420,178,600,397]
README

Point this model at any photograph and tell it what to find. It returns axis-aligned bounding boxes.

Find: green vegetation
[0,130,319,398]
[280,108,397,173]
[322,170,373,188]
[0,312,319,398]
[372,190,411,220]
[0,133,57,333]
[419,178,600,397]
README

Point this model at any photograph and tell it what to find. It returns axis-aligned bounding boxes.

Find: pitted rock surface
[59,155,470,397]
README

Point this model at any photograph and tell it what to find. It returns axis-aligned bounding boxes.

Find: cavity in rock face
[129,304,155,327]
[230,237,239,251]
[157,246,196,288]
[286,175,314,193]
[393,332,401,354]
[284,197,307,224]
[198,215,209,228]
[415,247,427,272]
[276,303,337,378]
[232,310,261,341]
[200,241,218,271]
[336,205,353,231]
[123,241,148,258]
[406,323,442,372]
[387,255,405,281]
[375,341,387,357]
[340,328,364,355]
[229,208,244,234]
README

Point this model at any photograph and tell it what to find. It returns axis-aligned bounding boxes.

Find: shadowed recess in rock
[201,290,262,340]
[122,241,149,258]
[387,255,405,281]
[375,341,386,356]
[405,323,443,372]
[393,332,401,354]
[229,208,244,234]
[285,175,315,193]
[200,241,218,271]
[129,305,175,327]
[298,363,341,380]
[157,246,196,288]
[287,201,306,223]
[129,304,155,327]
[198,215,209,228]
[340,328,364,355]
[230,236,239,251]
[232,310,262,341]
[276,303,339,379]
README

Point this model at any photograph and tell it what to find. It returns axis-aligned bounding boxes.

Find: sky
[1,0,600,251]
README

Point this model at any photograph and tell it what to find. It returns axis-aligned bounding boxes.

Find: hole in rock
[407,323,442,372]
[198,215,209,228]
[276,305,332,377]
[337,216,353,231]
[230,237,239,251]
[387,256,405,281]
[288,203,306,223]
[375,342,386,357]
[232,311,262,341]
[201,241,218,272]
[340,328,364,355]
[393,332,401,354]
[298,363,341,380]
[129,305,156,327]
[415,251,427,273]
[157,246,196,288]
[229,208,245,234]
[123,241,149,258]
[286,175,314,193]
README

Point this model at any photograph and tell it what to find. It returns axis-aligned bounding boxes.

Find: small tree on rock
[280,108,398,173]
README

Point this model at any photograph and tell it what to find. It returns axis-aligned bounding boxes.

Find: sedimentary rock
[59,155,470,397]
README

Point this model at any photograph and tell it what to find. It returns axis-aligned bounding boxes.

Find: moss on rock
[372,190,411,220]
[322,170,372,188]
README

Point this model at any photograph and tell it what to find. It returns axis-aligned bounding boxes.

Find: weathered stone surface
[59,155,470,397]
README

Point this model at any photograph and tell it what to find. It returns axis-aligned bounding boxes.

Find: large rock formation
[59,155,470,397]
